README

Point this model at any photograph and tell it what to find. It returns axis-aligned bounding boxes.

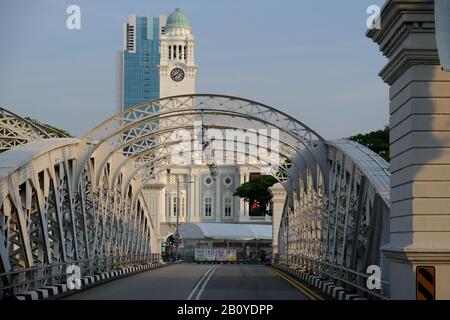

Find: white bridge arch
[0,94,390,299]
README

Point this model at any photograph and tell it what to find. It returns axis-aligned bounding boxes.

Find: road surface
[64,263,311,300]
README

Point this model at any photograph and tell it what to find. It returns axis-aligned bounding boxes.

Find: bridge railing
[0,106,69,152]
[0,253,160,299]
[275,253,389,300]
[0,138,160,299]
[276,139,391,300]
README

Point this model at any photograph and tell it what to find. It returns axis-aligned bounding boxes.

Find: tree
[25,117,73,137]
[349,125,389,161]
[233,175,277,216]
[233,127,390,216]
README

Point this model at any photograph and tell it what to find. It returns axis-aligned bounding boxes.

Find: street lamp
[207,160,218,181]
[200,127,219,181]
[173,174,195,261]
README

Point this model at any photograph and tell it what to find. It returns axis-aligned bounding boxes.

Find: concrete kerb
[13,261,171,301]
[271,263,371,300]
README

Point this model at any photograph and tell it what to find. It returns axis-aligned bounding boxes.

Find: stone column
[142,183,166,253]
[368,0,450,300]
[189,171,196,222]
[270,183,286,257]
[195,171,201,222]
[159,185,166,223]
[215,175,221,223]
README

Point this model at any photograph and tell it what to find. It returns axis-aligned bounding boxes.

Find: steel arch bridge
[0,106,69,152]
[0,95,390,299]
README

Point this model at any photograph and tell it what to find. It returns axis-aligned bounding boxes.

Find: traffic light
[167,235,175,246]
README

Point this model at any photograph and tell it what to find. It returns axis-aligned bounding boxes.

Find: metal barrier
[275,254,389,300]
[0,253,160,299]
[276,140,391,300]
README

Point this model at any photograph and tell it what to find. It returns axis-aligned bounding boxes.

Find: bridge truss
[277,139,390,299]
[0,106,69,152]
[0,95,390,299]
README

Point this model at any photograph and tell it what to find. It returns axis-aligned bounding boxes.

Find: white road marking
[195,266,218,300]
[186,266,217,300]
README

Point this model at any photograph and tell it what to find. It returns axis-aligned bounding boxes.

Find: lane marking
[195,265,218,300]
[271,267,324,300]
[186,266,216,300]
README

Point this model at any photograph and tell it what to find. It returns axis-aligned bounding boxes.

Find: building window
[173,197,177,217]
[126,25,135,51]
[204,197,212,217]
[204,176,214,187]
[224,197,232,217]
[223,175,233,187]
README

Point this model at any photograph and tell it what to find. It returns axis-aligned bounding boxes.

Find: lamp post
[201,128,218,181]
[174,175,195,261]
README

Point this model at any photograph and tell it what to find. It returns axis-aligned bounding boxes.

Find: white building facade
[122,9,277,242]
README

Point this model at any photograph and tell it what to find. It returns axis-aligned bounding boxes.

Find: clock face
[170,68,185,82]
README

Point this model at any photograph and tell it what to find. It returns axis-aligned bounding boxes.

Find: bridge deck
[63,264,310,300]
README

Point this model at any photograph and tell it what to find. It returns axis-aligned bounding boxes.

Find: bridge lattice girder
[278,139,390,299]
[0,95,390,299]
[0,106,69,152]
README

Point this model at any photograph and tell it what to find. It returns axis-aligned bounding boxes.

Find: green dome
[166,8,190,27]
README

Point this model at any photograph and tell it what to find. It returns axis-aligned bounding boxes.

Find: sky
[0,0,388,139]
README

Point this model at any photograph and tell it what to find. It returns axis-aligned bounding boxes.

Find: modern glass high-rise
[118,14,166,111]
[117,14,166,154]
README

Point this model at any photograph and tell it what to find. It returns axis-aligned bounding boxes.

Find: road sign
[416,266,436,300]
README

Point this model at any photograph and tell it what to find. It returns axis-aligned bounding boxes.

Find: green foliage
[25,117,73,137]
[233,175,277,215]
[349,125,389,161]
[232,127,390,216]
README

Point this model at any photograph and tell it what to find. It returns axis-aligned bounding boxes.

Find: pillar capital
[367,0,439,85]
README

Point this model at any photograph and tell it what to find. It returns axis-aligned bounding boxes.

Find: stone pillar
[159,185,166,224]
[368,0,450,300]
[270,183,286,257]
[142,183,166,254]
[189,172,196,222]
[195,171,201,222]
[215,174,221,223]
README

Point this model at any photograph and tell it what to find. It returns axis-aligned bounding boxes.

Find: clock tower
[159,8,197,98]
